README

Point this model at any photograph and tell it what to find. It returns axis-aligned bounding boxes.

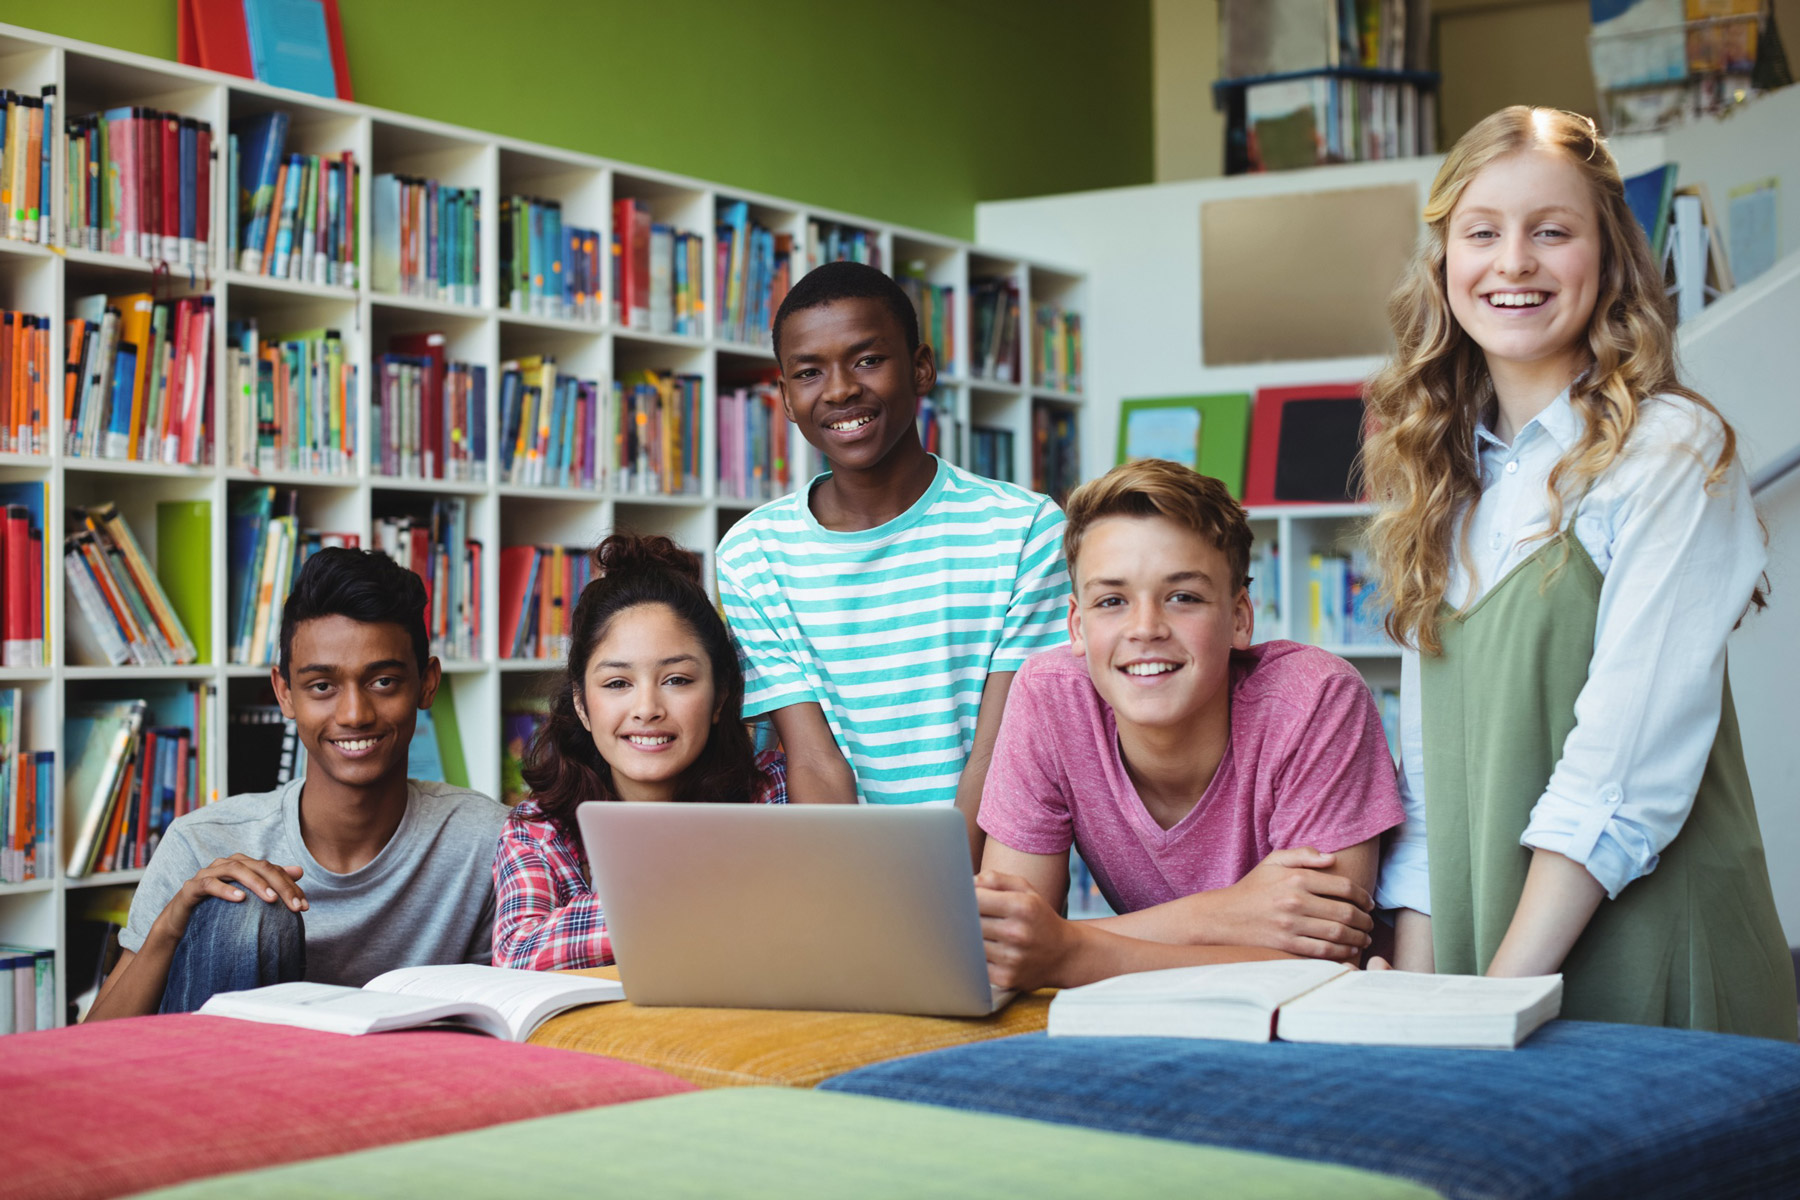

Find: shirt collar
[1473,386,1581,456]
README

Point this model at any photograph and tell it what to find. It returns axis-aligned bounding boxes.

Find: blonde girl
[1363,106,1794,1039]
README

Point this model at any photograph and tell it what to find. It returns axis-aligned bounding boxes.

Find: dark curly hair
[772,259,919,361]
[520,533,760,841]
[279,547,430,680]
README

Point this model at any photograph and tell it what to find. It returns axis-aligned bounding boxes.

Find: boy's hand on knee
[1213,848,1374,962]
[157,858,307,940]
[976,870,1077,991]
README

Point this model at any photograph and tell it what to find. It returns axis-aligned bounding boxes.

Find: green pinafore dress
[1420,531,1797,1041]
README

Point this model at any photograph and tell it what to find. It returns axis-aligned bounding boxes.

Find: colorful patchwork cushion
[527,968,1053,1088]
[138,1086,1442,1199]
[822,1020,1800,1200]
[0,1013,693,1199]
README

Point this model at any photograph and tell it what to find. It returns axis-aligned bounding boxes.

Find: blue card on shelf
[243,0,338,99]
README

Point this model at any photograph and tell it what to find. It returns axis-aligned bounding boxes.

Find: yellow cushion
[528,968,1052,1089]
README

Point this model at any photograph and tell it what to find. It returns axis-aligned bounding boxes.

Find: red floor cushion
[0,1014,694,1200]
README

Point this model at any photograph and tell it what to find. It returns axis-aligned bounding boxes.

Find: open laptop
[576,802,1013,1017]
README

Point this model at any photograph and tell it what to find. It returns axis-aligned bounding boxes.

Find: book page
[199,982,504,1037]
[365,964,624,1038]
[1061,959,1350,1010]
[1284,971,1560,1015]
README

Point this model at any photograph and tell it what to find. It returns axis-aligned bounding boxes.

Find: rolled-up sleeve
[1376,647,1433,913]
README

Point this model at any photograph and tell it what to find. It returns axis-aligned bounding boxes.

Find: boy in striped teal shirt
[716,263,1069,860]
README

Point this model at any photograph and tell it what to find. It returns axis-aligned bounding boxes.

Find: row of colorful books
[972,277,1021,384]
[0,689,51,884]
[1031,404,1080,504]
[718,380,792,503]
[375,338,488,482]
[715,202,793,348]
[0,486,45,669]
[225,320,354,476]
[228,487,357,666]
[969,425,1015,483]
[67,292,214,465]
[64,106,214,271]
[503,195,601,321]
[0,946,53,1035]
[1,310,50,455]
[65,503,199,669]
[0,87,53,245]
[497,545,594,661]
[498,357,598,489]
[1242,77,1436,173]
[65,685,213,878]
[1033,305,1084,394]
[614,199,702,337]
[917,393,959,464]
[230,110,359,286]
[373,498,480,661]
[613,370,703,495]
[899,275,956,372]
[371,173,480,305]
[806,219,881,272]
[1306,551,1388,647]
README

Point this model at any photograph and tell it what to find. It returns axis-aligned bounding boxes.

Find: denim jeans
[159,895,307,1014]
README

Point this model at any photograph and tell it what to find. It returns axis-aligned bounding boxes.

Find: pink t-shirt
[979,641,1404,915]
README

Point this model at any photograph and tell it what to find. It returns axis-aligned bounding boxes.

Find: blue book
[469,365,487,474]
[37,87,53,241]
[528,201,545,313]
[559,379,579,486]
[371,173,402,293]
[269,154,304,279]
[242,0,339,99]
[178,118,197,252]
[545,203,562,316]
[496,368,521,477]
[103,343,137,459]
[228,486,274,661]
[232,111,290,272]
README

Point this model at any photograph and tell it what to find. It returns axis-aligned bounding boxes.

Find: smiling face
[273,615,439,795]
[1444,147,1601,387]
[574,602,722,804]
[1068,515,1253,738]
[776,296,936,476]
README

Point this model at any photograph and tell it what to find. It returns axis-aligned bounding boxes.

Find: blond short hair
[1062,459,1253,592]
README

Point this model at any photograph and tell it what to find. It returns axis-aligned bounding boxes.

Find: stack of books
[65,685,213,878]
[613,199,702,336]
[502,195,601,321]
[0,482,45,668]
[497,356,597,488]
[64,503,197,668]
[371,173,480,305]
[1032,304,1083,393]
[375,331,487,482]
[805,219,881,272]
[228,486,358,667]
[66,292,214,465]
[1,310,50,454]
[225,320,354,476]
[917,391,959,464]
[497,545,594,661]
[970,426,1015,483]
[900,275,956,371]
[63,106,213,270]
[1,86,55,245]
[1307,550,1388,648]
[971,277,1021,383]
[229,112,359,287]
[715,201,793,347]
[374,497,480,661]
[0,689,52,885]
[612,369,702,495]
[1030,404,1080,504]
[717,378,791,502]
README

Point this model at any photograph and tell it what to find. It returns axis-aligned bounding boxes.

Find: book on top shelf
[61,106,212,271]
[371,173,481,305]
[806,219,881,273]
[66,292,214,465]
[1,85,57,246]
[612,199,702,336]
[612,369,702,495]
[229,111,359,286]
[498,545,593,661]
[715,201,794,348]
[502,195,601,322]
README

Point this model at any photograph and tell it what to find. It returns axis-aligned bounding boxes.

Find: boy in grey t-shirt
[89,549,506,1019]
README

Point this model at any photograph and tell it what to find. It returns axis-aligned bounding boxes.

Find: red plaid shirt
[492,750,787,970]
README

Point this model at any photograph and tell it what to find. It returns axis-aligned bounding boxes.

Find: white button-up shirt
[1376,389,1767,913]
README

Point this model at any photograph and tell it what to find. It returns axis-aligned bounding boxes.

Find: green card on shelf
[156,501,213,664]
[1118,394,1251,499]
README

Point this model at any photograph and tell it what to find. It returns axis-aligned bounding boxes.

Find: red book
[388,332,446,478]
[134,730,159,870]
[173,732,191,820]
[179,297,214,463]
[1243,383,1367,507]
[136,109,157,256]
[161,114,181,260]
[2,505,27,667]
[321,0,353,100]
[497,545,535,659]
[178,0,255,78]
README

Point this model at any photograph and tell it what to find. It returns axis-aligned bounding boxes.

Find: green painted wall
[10,0,1153,239]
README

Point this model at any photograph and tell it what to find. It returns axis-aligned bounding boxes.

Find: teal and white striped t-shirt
[716,457,1070,805]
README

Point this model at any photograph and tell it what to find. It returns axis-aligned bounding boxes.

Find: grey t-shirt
[121,778,507,987]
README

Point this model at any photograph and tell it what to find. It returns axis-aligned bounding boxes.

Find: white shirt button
[1505,460,1520,474]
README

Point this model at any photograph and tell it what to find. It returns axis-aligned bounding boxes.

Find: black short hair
[772,260,919,362]
[278,547,430,680]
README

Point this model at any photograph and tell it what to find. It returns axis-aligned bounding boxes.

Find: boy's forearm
[1084,889,1228,946]
[1054,919,1290,988]
[784,750,857,804]
[86,926,179,1022]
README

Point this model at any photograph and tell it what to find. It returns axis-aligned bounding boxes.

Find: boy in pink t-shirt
[976,459,1405,991]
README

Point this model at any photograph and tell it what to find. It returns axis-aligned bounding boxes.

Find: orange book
[96,755,135,873]
[261,160,288,273]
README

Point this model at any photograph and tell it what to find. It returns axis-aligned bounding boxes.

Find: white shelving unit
[0,21,1089,1028]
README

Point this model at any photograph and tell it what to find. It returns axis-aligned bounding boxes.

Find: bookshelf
[0,20,1089,1029]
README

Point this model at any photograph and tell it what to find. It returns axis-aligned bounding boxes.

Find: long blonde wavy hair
[1361,106,1745,655]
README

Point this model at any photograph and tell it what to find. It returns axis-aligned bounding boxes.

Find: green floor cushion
[138,1087,1441,1199]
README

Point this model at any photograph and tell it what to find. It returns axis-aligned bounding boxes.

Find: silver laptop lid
[578,802,996,1017]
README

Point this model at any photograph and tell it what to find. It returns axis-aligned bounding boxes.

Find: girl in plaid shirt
[493,534,786,970]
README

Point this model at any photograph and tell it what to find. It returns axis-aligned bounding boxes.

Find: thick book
[197,964,625,1040]
[1047,960,1562,1049]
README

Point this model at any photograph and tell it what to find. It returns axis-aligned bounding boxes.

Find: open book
[196,964,625,1041]
[1047,960,1561,1049]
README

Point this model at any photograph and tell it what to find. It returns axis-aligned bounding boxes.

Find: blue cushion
[821,1020,1800,1200]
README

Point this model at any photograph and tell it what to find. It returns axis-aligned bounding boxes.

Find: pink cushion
[0,1014,694,1199]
